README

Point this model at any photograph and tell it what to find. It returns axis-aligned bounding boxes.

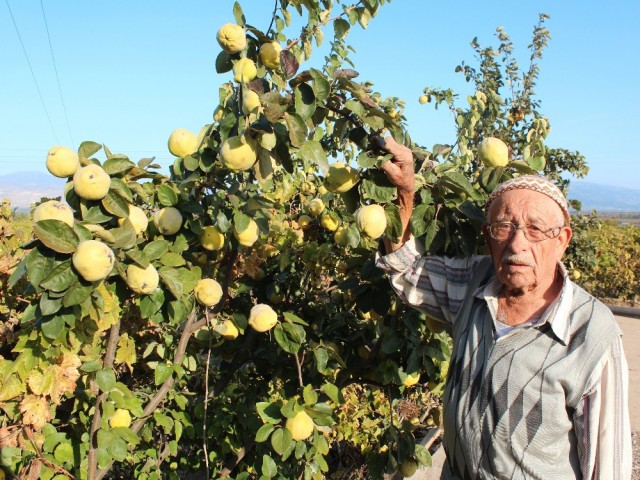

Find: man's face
[484,189,572,295]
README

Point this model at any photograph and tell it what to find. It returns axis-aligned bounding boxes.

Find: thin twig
[294,352,304,389]
[25,427,77,479]
[266,0,278,35]
[203,309,212,478]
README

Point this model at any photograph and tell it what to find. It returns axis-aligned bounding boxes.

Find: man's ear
[557,226,573,259]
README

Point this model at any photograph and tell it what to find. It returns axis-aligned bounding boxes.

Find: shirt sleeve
[375,236,486,325]
[573,335,632,479]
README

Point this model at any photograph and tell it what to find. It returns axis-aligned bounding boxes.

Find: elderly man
[376,137,631,479]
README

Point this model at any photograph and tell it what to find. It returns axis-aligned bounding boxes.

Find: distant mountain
[568,181,640,212]
[1,171,638,214]
[0,171,67,210]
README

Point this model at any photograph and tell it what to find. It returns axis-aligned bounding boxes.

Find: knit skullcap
[485,175,570,225]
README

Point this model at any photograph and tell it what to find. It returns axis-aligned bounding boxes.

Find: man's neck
[498,270,563,327]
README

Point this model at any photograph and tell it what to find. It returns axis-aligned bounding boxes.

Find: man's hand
[375,135,415,252]
[377,135,415,194]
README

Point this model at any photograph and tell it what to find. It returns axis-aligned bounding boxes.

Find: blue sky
[1,0,639,190]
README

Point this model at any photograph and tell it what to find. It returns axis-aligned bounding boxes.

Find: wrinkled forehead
[487,189,564,224]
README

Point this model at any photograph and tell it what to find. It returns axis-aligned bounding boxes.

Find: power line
[40,0,74,145]
[5,0,59,143]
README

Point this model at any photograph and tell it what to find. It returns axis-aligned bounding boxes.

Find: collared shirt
[376,237,631,479]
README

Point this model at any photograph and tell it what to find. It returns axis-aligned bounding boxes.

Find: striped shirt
[376,237,632,479]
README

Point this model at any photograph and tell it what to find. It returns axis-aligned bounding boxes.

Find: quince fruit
[221,135,257,172]
[33,200,74,227]
[200,225,224,251]
[259,42,282,69]
[324,163,359,193]
[307,198,324,217]
[425,317,446,334]
[221,319,239,340]
[298,214,313,229]
[153,207,182,236]
[418,94,430,104]
[73,164,111,200]
[126,263,159,294]
[168,128,198,157]
[194,278,223,307]
[46,146,79,178]
[320,213,339,232]
[248,303,278,332]
[233,58,257,83]
[399,459,418,478]
[285,411,314,441]
[333,226,349,247]
[234,218,259,246]
[403,372,420,387]
[216,23,246,54]
[478,137,509,167]
[242,89,261,114]
[109,409,132,429]
[356,204,387,239]
[72,240,114,282]
[118,205,148,235]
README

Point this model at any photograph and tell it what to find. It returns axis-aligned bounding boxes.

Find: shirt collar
[475,263,573,345]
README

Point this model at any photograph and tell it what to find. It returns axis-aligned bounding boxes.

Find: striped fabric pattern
[376,240,631,479]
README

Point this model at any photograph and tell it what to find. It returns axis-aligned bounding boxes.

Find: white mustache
[502,254,534,267]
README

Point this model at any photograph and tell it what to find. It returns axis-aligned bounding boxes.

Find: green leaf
[81,205,112,224]
[103,155,135,176]
[333,18,350,39]
[110,227,137,250]
[80,360,101,372]
[215,51,233,74]
[62,280,93,307]
[415,444,432,467]
[298,140,328,175]
[282,311,308,326]
[294,83,316,120]
[96,369,116,392]
[361,178,396,204]
[457,200,485,223]
[274,323,305,354]
[255,423,275,443]
[303,384,318,406]
[143,240,170,260]
[53,442,74,464]
[34,220,79,254]
[101,190,130,218]
[154,363,173,385]
[321,383,342,404]
[108,437,127,462]
[41,315,65,339]
[256,402,283,424]
[284,112,307,148]
[125,249,150,269]
[309,69,330,104]
[410,203,433,238]
[313,347,328,372]
[261,454,277,478]
[270,427,293,456]
[40,260,78,292]
[78,141,102,159]
[233,211,250,233]
[160,252,186,267]
[157,184,179,207]
[112,427,140,446]
[39,292,62,316]
[109,178,134,203]
[233,1,245,25]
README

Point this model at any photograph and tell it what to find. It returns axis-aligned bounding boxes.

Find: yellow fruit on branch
[234,218,259,246]
[285,411,315,441]
[109,408,132,429]
[33,200,74,227]
[46,146,79,178]
[355,204,387,239]
[248,303,278,332]
[333,226,349,247]
[320,213,340,232]
[324,163,359,193]
[478,137,509,167]
[153,207,183,236]
[242,89,261,115]
[221,319,239,340]
[297,214,313,229]
[418,94,431,105]
[216,23,246,54]
[200,225,225,251]
[307,198,325,217]
[168,128,198,158]
[72,240,115,282]
[221,135,257,172]
[126,263,159,294]
[259,41,282,69]
[399,459,418,478]
[73,164,111,200]
[403,372,420,387]
[233,58,257,83]
[118,205,148,235]
[194,278,223,307]
[425,317,446,334]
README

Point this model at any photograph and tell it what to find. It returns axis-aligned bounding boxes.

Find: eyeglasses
[487,222,564,242]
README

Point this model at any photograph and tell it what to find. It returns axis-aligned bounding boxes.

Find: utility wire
[40,0,74,145]
[5,0,59,143]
